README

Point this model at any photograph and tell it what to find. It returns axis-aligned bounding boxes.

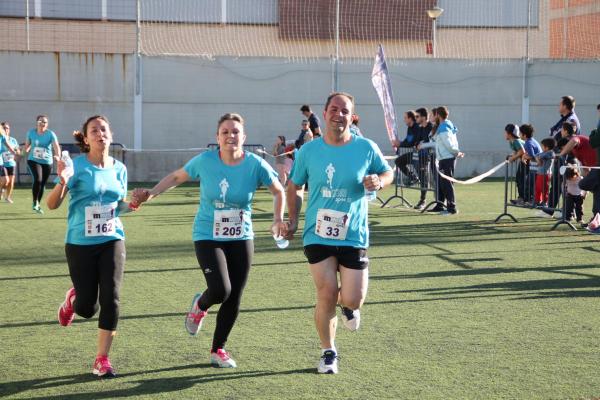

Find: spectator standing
[419,106,463,215]
[300,105,322,138]
[534,138,556,208]
[504,124,526,205]
[392,110,420,185]
[272,135,291,186]
[559,122,600,222]
[413,107,434,209]
[564,167,585,225]
[519,124,542,205]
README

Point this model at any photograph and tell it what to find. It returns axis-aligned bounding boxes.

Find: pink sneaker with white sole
[58,287,76,326]
[210,349,237,368]
[93,355,116,378]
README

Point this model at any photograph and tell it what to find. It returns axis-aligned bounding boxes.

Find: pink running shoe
[210,349,237,368]
[92,355,116,378]
[58,287,76,326]
[185,293,207,336]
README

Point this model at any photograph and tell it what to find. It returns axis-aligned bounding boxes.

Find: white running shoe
[185,293,207,336]
[317,350,339,374]
[210,349,237,368]
[553,211,563,219]
[340,306,360,331]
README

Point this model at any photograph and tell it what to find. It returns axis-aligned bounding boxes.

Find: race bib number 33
[213,209,245,239]
[315,208,349,240]
[85,204,117,237]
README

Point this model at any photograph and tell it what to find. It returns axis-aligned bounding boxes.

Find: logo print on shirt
[219,178,229,203]
[98,181,107,203]
[325,163,335,188]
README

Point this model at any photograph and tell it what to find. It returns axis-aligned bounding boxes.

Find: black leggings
[27,160,52,204]
[65,240,126,331]
[194,240,253,352]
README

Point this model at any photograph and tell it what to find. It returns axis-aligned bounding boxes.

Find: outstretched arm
[133,168,191,204]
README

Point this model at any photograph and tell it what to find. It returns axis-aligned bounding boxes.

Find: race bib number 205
[213,209,245,239]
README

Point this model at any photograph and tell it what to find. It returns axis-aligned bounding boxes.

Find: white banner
[437,161,508,185]
[371,44,398,147]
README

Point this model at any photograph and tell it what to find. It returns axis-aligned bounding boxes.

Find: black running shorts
[303,244,369,270]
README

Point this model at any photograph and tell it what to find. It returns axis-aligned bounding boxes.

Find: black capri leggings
[27,160,52,204]
[194,240,253,352]
[65,240,126,331]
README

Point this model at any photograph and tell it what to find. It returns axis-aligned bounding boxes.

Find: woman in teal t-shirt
[46,115,138,378]
[0,121,22,203]
[24,114,61,213]
[133,113,286,369]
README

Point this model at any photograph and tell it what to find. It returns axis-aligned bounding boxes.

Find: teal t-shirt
[509,139,525,153]
[289,135,391,248]
[183,150,277,242]
[1,136,19,167]
[64,155,128,245]
[27,129,58,165]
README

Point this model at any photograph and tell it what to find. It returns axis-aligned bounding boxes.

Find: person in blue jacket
[285,92,393,374]
[24,115,61,213]
[46,115,138,378]
[418,106,464,214]
[133,113,286,369]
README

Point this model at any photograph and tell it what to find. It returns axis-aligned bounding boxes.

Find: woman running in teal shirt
[47,115,138,378]
[133,113,286,369]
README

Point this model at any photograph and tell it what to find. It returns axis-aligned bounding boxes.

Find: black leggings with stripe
[65,239,126,331]
[27,160,52,204]
[194,240,253,352]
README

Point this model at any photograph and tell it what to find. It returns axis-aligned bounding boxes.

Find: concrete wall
[1,51,599,180]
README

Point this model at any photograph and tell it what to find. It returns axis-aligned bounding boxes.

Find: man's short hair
[324,92,355,112]
[519,124,535,138]
[561,96,575,111]
[300,105,311,113]
[597,103,600,110]
[415,107,428,118]
[405,110,416,122]
[436,106,449,119]
[541,137,556,149]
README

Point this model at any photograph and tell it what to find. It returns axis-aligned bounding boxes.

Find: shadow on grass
[395,276,600,300]
[0,304,316,329]
[0,364,314,399]
[372,263,600,281]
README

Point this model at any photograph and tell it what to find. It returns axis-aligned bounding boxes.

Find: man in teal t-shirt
[286,92,393,374]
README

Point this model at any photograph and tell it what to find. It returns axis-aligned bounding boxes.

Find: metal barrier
[207,143,266,158]
[16,143,126,185]
[495,156,576,230]
[380,147,443,211]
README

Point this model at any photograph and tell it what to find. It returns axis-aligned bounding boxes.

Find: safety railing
[380,147,443,211]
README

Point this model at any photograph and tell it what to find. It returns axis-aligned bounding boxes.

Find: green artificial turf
[1,182,599,399]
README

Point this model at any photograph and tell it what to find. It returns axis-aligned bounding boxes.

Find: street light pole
[426,6,444,58]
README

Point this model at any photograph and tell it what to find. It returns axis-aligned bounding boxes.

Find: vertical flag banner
[371,44,398,146]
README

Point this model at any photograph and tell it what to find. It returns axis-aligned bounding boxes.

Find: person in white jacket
[418,106,463,214]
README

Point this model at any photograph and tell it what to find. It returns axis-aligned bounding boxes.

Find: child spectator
[534,138,556,207]
[564,166,585,225]
[504,123,525,205]
[519,124,542,204]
